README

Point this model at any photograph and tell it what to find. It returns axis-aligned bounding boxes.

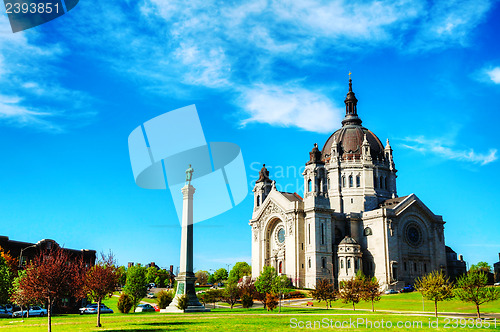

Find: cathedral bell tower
[253,164,273,211]
[303,144,328,209]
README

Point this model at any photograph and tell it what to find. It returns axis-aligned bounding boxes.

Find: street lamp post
[18,244,37,268]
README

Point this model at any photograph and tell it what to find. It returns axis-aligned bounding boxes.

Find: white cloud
[31,0,495,133]
[400,136,497,165]
[487,67,500,84]
[240,85,343,133]
[409,0,492,52]
[0,15,92,132]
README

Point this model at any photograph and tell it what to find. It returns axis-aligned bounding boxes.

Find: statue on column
[185,164,194,185]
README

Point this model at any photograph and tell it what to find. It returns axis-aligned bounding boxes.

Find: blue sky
[0,0,499,272]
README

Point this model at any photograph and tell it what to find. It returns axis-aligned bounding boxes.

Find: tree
[311,279,337,310]
[212,268,228,284]
[239,278,256,309]
[222,281,240,309]
[470,262,492,273]
[339,277,363,310]
[361,277,382,312]
[117,266,127,287]
[454,269,500,318]
[255,266,277,309]
[17,247,86,332]
[415,270,454,317]
[84,252,120,327]
[195,270,209,285]
[0,247,18,305]
[204,288,223,308]
[117,293,133,313]
[145,266,158,284]
[0,255,12,304]
[228,262,251,283]
[255,266,276,295]
[273,274,290,313]
[123,265,148,312]
[10,271,35,321]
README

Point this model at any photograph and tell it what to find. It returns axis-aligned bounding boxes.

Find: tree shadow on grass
[104,329,169,332]
[134,321,196,327]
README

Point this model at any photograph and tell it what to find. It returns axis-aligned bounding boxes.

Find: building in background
[250,79,462,290]
[0,235,96,313]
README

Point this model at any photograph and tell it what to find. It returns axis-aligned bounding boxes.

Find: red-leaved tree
[84,252,120,327]
[17,247,87,332]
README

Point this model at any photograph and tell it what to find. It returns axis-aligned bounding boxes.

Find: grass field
[0,292,497,331]
[311,292,500,314]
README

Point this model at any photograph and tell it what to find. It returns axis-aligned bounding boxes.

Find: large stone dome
[322,125,385,161]
[320,78,385,161]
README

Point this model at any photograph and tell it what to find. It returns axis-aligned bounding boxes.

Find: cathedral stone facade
[249,79,455,290]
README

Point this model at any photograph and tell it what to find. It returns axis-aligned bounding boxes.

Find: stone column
[162,184,210,313]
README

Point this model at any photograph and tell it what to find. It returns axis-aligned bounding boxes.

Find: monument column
[163,166,209,313]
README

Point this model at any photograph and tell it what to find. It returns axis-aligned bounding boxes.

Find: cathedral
[249,78,461,290]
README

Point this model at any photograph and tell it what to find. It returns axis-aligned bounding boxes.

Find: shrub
[287,290,305,298]
[241,294,253,308]
[176,294,189,311]
[157,290,174,309]
[117,293,133,313]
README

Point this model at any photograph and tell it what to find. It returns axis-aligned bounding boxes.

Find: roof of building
[339,236,359,245]
[379,195,409,208]
[281,192,303,202]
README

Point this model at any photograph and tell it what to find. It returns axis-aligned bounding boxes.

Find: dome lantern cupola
[342,75,362,126]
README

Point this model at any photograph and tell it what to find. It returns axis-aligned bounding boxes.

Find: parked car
[494,282,500,286]
[0,309,12,318]
[400,285,415,293]
[153,305,160,312]
[1,304,20,313]
[12,306,47,318]
[384,289,398,295]
[79,304,113,315]
[147,292,156,299]
[135,304,155,312]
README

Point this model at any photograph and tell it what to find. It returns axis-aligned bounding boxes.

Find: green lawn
[0,292,497,331]
[307,292,500,315]
[0,309,498,331]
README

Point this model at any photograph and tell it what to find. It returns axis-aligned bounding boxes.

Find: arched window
[363,227,372,236]
[256,196,260,207]
[349,175,353,187]
[356,175,361,187]
[342,176,345,187]
[355,259,359,270]
[279,261,283,274]
[322,257,326,269]
[347,259,351,269]
[308,259,311,269]
[308,179,312,192]
[340,259,344,269]
[327,178,330,189]
[385,177,388,190]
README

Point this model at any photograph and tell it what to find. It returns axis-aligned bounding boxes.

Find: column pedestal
[161,184,210,313]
